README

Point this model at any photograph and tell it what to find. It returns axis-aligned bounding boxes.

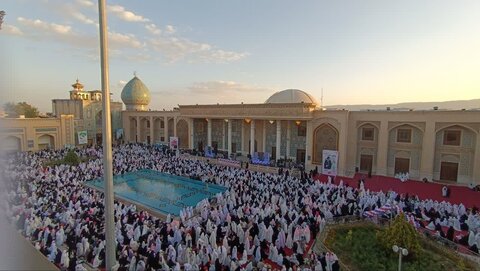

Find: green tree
[3,102,39,118]
[377,213,421,256]
[3,102,17,117]
[64,150,80,166]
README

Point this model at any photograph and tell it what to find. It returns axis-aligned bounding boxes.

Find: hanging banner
[78,130,88,145]
[169,136,179,149]
[322,150,338,176]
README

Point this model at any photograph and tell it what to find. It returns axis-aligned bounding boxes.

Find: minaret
[70,78,85,100]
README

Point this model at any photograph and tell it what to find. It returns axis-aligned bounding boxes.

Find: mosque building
[121,75,480,185]
[52,79,123,145]
[0,79,123,151]
[0,115,75,151]
[1,74,479,186]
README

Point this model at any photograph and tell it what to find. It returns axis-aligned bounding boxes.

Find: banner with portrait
[78,130,88,145]
[322,149,338,176]
[169,136,179,149]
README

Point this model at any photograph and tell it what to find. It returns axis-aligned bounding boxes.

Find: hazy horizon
[3,95,479,115]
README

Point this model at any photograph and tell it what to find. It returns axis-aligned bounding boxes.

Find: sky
[1,0,479,113]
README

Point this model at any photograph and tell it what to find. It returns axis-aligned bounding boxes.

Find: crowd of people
[0,143,479,271]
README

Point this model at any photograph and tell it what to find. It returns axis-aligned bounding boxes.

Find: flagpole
[97,0,116,269]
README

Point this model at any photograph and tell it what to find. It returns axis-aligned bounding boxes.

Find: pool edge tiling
[86,169,227,216]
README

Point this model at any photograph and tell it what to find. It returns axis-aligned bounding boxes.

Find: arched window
[312,123,338,164]
[176,119,189,149]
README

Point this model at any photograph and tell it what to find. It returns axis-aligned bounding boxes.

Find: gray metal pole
[398,252,402,271]
[93,108,97,147]
[97,0,116,269]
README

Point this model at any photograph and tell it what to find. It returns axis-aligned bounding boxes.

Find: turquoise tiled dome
[121,75,151,111]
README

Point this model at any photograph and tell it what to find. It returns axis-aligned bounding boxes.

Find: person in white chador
[1,143,477,271]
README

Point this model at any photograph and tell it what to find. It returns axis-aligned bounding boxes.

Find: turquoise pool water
[87,169,227,216]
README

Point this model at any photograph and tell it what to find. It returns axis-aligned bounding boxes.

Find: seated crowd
[0,143,479,271]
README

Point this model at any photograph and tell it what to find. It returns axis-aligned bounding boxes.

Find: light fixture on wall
[205,118,209,122]
[245,118,251,124]
[224,119,229,122]
[269,120,275,124]
[295,120,302,126]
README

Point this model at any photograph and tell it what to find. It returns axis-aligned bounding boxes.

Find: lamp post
[392,245,408,271]
[97,0,116,269]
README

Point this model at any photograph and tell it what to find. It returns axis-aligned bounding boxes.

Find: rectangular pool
[86,169,227,216]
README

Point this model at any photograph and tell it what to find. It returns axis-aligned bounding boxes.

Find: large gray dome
[265,89,318,105]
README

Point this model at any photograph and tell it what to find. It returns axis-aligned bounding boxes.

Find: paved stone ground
[0,217,58,271]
